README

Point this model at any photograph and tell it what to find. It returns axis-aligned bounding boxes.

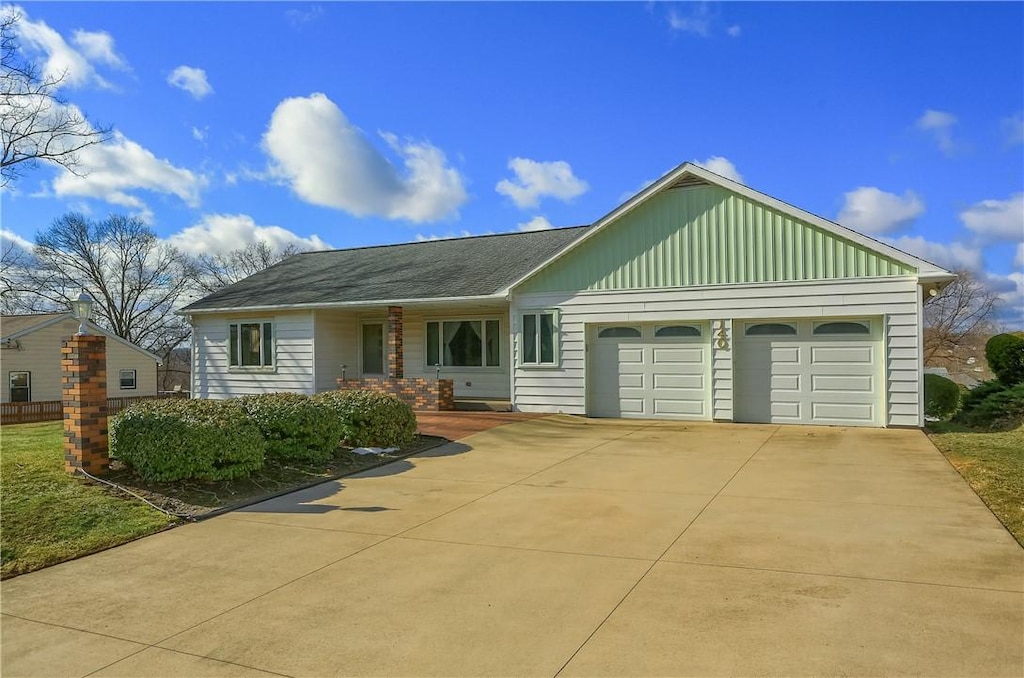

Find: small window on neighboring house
[119,369,137,390]
[598,326,642,339]
[745,323,797,336]
[813,321,871,335]
[521,311,558,365]
[9,371,30,402]
[425,319,501,368]
[655,325,702,338]
[228,321,274,367]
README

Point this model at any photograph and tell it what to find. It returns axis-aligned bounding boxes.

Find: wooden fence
[1,393,187,426]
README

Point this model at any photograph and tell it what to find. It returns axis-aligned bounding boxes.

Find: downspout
[507,292,516,412]
[188,314,197,399]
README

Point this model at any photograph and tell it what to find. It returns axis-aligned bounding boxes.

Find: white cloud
[191,126,207,142]
[694,156,743,183]
[415,230,474,242]
[988,272,1024,328]
[883,235,982,272]
[517,216,554,232]
[167,65,213,99]
[959,193,1024,243]
[495,158,588,209]
[726,25,742,37]
[71,29,126,70]
[263,93,467,223]
[286,5,324,28]
[9,5,121,89]
[1002,112,1024,146]
[1,228,34,252]
[915,109,959,156]
[166,214,330,258]
[668,5,711,37]
[837,187,924,235]
[52,131,206,220]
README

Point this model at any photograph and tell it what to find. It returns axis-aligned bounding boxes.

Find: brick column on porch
[62,334,109,476]
[387,305,404,379]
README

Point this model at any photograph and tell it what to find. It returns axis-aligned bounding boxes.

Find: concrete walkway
[2,416,1022,677]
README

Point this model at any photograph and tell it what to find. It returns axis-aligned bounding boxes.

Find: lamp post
[72,290,94,335]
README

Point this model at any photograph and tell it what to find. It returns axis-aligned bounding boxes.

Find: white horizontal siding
[511,276,923,427]
[313,311,358,393]
[193,312,314,399]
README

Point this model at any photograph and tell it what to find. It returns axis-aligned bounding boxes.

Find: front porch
[313,301,512,412]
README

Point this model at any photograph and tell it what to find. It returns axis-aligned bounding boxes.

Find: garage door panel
[811,374,874,392]
[811,346,873,364]
[735,318,882,427]
[812,402,875,423]
[589,325,710,420]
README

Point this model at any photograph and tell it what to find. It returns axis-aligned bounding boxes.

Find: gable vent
[667,175,710,190]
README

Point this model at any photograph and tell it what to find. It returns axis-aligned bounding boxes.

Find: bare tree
[923,269,1001,368]
[1,9,112,186]
[192,240,303,294]
[24,214,196,363]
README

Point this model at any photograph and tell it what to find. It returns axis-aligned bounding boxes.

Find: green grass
[1,422,173,579]
[927,423,1024,547]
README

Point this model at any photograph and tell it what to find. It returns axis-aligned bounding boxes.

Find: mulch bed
[99,434,448,519]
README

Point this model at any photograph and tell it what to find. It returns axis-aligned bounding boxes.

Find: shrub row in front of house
[109,391,417,482]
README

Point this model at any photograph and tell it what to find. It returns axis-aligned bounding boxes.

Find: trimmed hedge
[924,373,960,420]
[986,333,1024,386]
[110,399,264,482]
[314,390,417,448]
[240,392,345,462]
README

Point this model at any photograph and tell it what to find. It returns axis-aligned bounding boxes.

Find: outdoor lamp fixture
[72,289,94,334]
[434,363,441,380]
[341,364,347,381]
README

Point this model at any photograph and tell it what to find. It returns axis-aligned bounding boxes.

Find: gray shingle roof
[182,226,588,312]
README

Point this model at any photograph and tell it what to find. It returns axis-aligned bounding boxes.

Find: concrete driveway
[2,416,1022,677]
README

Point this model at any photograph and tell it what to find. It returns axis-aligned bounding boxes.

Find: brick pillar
[387,306,404,379]
[62,334,109,476]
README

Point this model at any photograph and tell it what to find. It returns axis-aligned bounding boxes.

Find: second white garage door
[588,323,710,420]
[733,318,884,427]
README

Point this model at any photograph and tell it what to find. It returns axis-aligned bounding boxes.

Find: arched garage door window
[745,323,797,336]
[655,325,701,338]
[598,326,641,338]
[813,321,870,335]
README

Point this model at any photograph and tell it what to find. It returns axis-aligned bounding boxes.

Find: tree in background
[0,9,111,186]
[192,240,303,294]
[9,213,197,388]
[923,270,1001,377]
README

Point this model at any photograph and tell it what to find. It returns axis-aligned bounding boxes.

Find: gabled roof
[1,313,66,339]
[181,226,588,313]
[504,162,956,292]
[1,313,163,363]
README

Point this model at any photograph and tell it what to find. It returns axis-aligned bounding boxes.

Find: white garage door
[734,318,883,427]
[588,323,710,420]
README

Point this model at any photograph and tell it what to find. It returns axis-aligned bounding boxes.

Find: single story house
[181,162,955,427]
[1,313,160,403]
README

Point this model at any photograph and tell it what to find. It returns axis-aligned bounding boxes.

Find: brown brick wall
[387,306,404,379]
[337,377,454,411]
[62,334,109,475]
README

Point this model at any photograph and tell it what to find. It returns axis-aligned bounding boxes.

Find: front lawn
[927,423,1024,547]
[0,421,173,579]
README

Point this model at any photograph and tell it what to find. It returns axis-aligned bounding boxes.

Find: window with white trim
[119,369,137,390]
[425,319,501,368]
[655,324,702,338]
[598,326,641,338]
[745,322,797,336]
[9,371,30,402]
[813,321,871,335]
[521,311,557,365]
[229,321,274,368]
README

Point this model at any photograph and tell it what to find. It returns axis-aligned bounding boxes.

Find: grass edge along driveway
[927,423,1024,547]
[1,421,173,579]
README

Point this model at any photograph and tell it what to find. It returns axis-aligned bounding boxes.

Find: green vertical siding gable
[517,185,916,294]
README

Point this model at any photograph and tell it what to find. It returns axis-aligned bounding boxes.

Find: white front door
[588,323,710,420]
[734,318,883,426]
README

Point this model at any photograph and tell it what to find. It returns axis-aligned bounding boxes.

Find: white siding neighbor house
[1,313,161,403]
[181,162,955,428]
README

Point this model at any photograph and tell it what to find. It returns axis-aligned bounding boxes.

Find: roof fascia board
[502,162,953,293]
[179,293,509,316]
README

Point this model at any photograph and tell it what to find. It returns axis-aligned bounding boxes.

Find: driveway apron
[2,415,1022,677]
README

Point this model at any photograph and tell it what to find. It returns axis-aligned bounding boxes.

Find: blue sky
[2,2,1022,324]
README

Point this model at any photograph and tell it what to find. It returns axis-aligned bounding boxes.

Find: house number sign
[714,321,729,350]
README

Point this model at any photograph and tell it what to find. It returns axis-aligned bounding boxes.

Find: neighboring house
[1,313,160,403]
[181,162,955,428]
